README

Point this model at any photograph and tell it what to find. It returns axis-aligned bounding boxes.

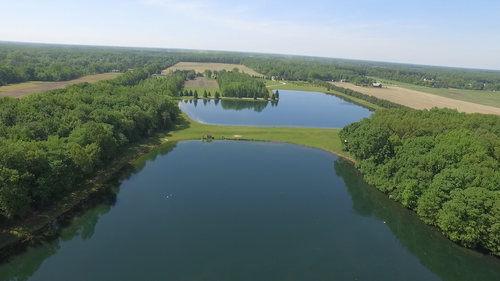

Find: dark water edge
[0,141,499,281]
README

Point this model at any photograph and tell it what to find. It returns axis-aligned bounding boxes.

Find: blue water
[179,90,373,128]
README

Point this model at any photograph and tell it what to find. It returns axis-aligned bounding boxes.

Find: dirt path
[330,82,500,115]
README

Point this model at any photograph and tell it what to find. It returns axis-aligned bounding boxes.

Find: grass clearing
[156,112,349,160]
[184,77,219,89]
[331,82,500,115]
[374,77,500,108]
[163,62,263,76]
[0,73,121,98]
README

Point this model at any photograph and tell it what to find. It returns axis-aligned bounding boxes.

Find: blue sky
[1,0,499,70]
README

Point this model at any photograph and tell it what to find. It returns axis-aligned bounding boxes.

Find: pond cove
[179,90,373,128]
[1,141,499,281]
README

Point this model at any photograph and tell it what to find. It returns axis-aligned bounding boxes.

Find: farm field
[0,73,121,98]
[163,62,263,76]
[375,77,500,108]
[331,82,500,115]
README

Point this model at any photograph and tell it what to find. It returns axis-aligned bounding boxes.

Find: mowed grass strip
[0,73,121,98]
[158,112,349,160]
[162,62,263,76]
[330,82,500,115]
[375,77,500,108]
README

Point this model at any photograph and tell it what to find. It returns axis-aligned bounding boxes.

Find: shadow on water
[0,143,179,281]
[334,158,500,281]
[220,99,275,112]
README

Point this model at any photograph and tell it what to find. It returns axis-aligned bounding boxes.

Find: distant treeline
[2,42,499,91]
[0,66,184,219]
[339,108,500,256]
[242,58,500,91]
[217,70,269,98]
[312,80,408,109]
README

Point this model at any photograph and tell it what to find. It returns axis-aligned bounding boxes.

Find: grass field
[0,73,121,98]
[330,82,500,115]
[266,80,383,110]
[163,62,263,76]
[0,112,348,249]
[375,77,500,108]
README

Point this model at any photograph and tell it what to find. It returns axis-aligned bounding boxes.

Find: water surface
[179,90,373,128]
[1,141,499,281]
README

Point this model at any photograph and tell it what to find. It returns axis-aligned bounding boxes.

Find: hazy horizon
[1,0,499,70]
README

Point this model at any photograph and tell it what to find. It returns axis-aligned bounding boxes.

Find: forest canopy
[0,67,184,219]
[339,108,500,255]
[217,70,268,98]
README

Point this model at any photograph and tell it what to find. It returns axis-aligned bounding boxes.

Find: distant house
[340,79,347,82]
[111,69,120,73]
[206,134,213,140]
[372,83,382,88]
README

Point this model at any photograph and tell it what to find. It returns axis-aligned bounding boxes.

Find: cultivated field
[163,62,263,76]
[331,82,500,115]
[375,77,500,108]
[184,77,219,89]
[0,73,121,98]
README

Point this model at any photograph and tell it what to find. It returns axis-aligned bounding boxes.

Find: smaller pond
[178,90,373,128]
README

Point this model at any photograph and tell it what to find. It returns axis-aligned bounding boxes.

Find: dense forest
[217,70,269,98]
[0,66,184,219]
[339,108,500,255]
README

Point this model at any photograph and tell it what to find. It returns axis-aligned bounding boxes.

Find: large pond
[178,90,373,128]
[1,141,499,281]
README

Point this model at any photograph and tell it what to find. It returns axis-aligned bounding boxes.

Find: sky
[1,0,499,70]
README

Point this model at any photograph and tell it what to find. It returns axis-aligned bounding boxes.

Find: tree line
[339,108,500,256]
[3,42,499,91]
[217,70,269,99]
[0,66,184,219]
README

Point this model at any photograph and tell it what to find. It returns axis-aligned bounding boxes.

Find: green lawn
[265,80,383,110]
[375,77,500,108]
[152,112,350,161]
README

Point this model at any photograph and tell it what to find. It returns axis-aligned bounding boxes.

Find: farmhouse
[372,83,382,87]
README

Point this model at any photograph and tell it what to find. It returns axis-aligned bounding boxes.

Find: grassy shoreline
[0,112,351,250]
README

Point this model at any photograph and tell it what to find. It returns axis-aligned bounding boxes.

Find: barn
[372,83,382,88]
